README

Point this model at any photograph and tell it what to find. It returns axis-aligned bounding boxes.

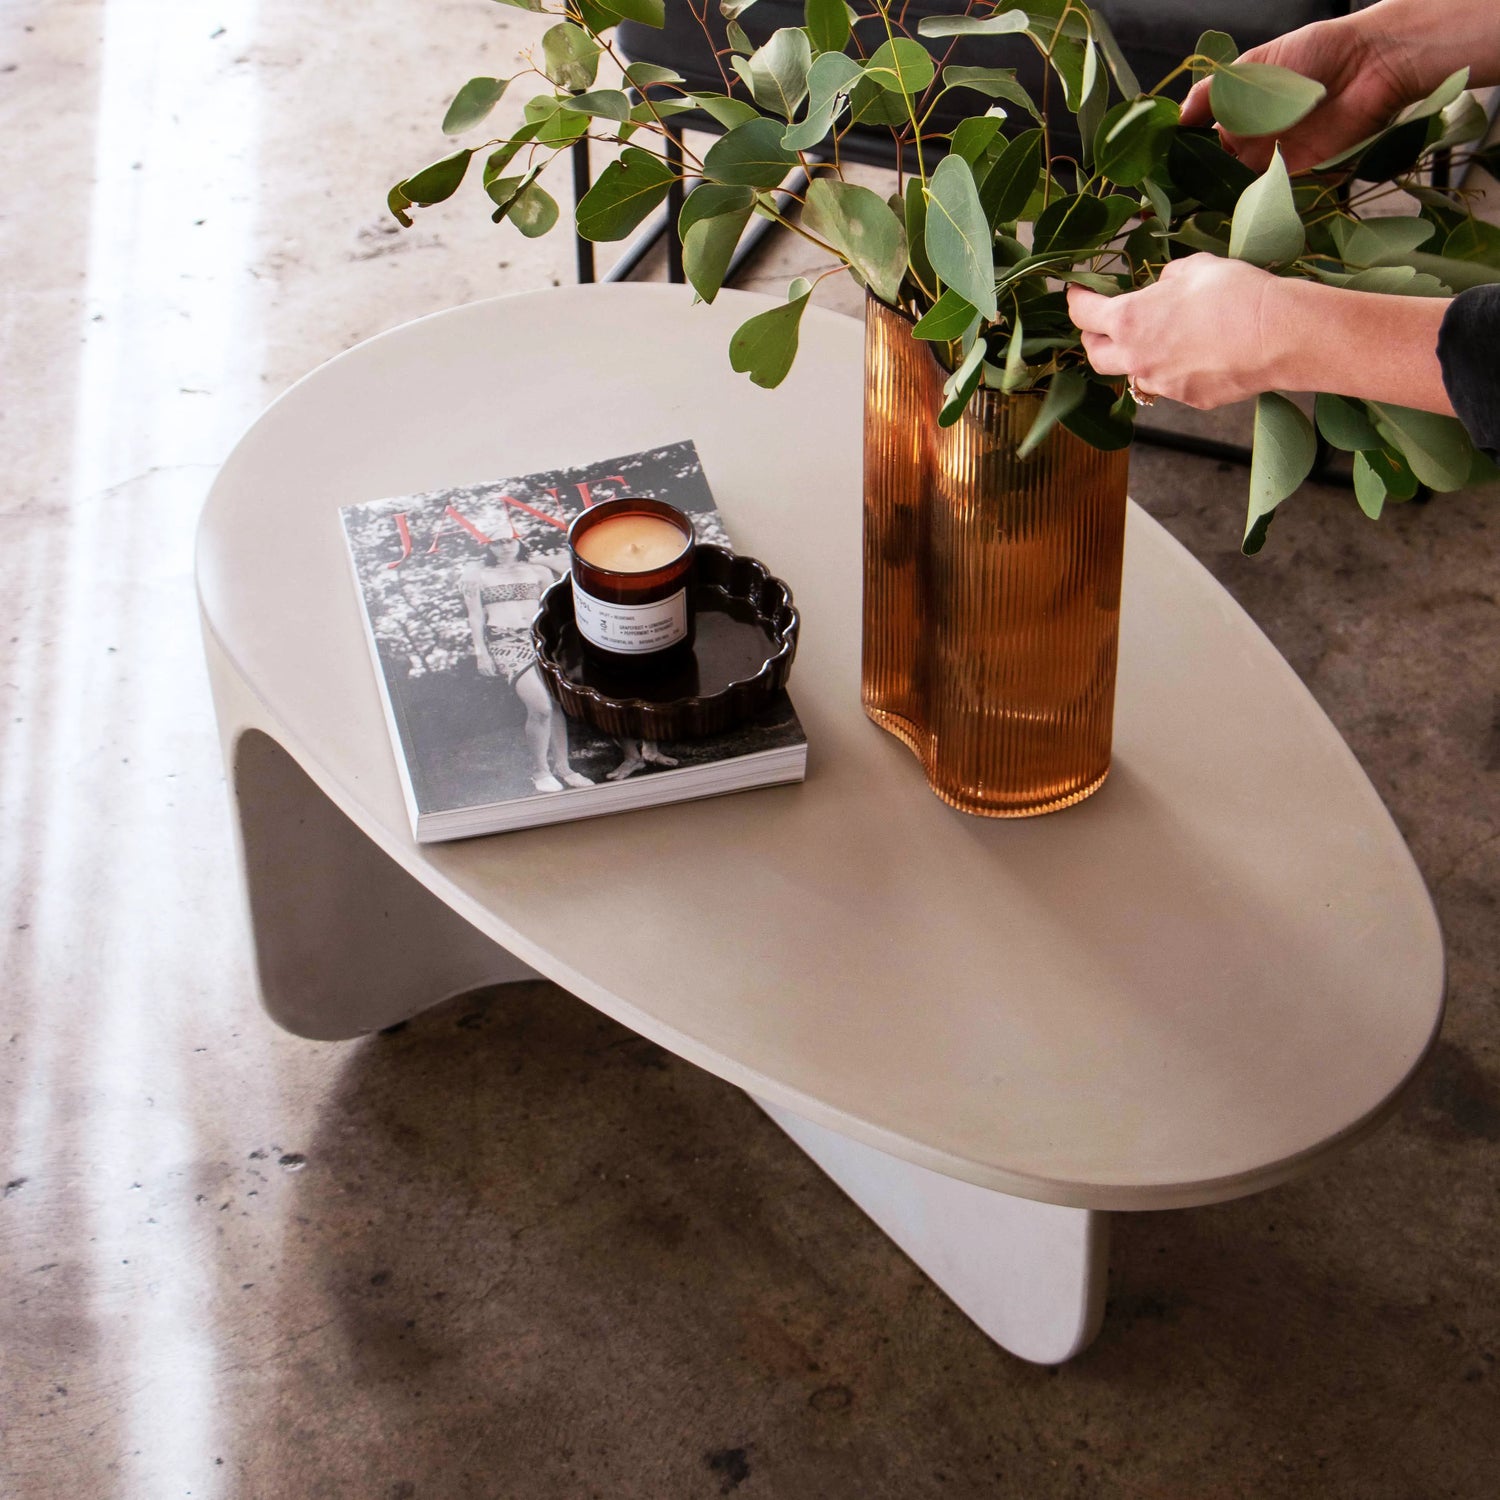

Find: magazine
[340,439,808,841]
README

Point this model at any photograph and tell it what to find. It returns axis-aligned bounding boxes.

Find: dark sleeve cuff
[1437,285,1500,461]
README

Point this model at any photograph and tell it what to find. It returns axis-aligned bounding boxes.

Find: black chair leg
[665,126,686,284]
[572,139,595,284]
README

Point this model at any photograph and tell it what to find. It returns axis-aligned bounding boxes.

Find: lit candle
[573,512,689,572]
[567,497,696,666]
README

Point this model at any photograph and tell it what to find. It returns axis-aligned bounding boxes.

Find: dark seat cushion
[618,2,1351,164]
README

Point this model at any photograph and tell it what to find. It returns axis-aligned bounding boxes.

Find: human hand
[1182,16,1417,173]
[476,653,498,677]
[1066,255,1285,411]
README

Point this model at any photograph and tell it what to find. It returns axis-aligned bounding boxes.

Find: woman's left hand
[1066,255,1285,409]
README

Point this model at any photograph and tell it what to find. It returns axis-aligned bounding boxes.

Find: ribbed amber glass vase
[862,296,1130,817]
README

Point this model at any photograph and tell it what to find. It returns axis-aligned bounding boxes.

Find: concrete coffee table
[197,285,1444,1365]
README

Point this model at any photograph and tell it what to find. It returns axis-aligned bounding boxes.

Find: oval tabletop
[197,284,1444,1212]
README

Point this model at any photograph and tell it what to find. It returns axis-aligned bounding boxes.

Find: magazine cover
[340,440,807,840]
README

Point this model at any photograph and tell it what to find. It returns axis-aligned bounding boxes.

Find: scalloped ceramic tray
[532,544,799,740]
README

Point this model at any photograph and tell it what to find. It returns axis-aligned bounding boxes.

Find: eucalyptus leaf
[980,128,1044,227]
[918,12,1029,38]
[509,180,559,237]
[865,38,935,97]
[524,93,590,147]
[1395,67,1470,125]
[1435,92,1488,150]
[399,148,474,206]
[1443,217,1500,266]
[443,77,509,135]
[729,289,811,388]
[1228,148,1304,267]
[1401,252,1500,290]
[1061,377,1134,450]
[1314,393,1381,453]
[703,118,799,188]
[1017,369,1087,459]
[726,19,752,53]
[1167,128,1257,215]
[941,66,1042,122]
[593,0,665,23]
[924,155,999,320]
[999,306,1027,391]
[912,288,979,341]
[1244,392,1317,554]
[689,93,761,130]
[1210,62,1326,137]
[939,336,988,426]
[1032,192,1109,254]
[781,51,862,151]
[803,178,908,305]
[950,116,1005,168]
[622,62,684,89]
[732,28,812,121]
[1094,96,1178,187]
[1331,214,1434,267]
[482,120,544,184]
[541,22,600,91]
[1089,9,1140,99]
[575,146,676,240]
[1352,451,1387,519]
[558,88,632,122]
[804,0,850,54]
[1368,402,1474,490]
[1192,29,1237,82]
[682,200,754,302]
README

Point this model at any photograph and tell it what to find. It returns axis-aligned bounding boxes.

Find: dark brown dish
[532,545,799,740]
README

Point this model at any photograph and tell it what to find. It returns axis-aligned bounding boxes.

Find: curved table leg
[755,1098,1109,1365]
[227,729,537,1039]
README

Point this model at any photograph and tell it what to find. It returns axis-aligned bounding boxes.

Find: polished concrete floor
[4,2,1500,1497]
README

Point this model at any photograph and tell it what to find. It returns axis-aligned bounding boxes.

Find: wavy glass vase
[862,297,1130,817]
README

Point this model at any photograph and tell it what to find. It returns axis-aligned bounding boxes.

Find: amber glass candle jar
[568,497,696,668]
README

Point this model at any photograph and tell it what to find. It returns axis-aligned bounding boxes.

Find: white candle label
[572,580,688,654]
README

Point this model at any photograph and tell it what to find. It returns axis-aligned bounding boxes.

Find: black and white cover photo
[340,440,806,839]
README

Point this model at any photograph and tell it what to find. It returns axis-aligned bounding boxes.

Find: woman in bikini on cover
[460,533,593,794]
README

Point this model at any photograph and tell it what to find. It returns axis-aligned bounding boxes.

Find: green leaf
[682,201,753,302]
[1094,96,1179,187]
[950,115,1005,168]
[1192,29,1237,83]
[486,169,534,218]
[924,154,998,320]
[911,288,979,341]
[1367,446,1420,501]
[1244,393,1317,554]
[524,93,590,148]
[1315,394,1382,453]
[804,0,850,54]
[704,118,799,188]
[1000,307,1027,392]
[865,38,935,96]
[1367,402,1475,490]
[847,72,911,126]
[1352,451,1387,519]
[491,0,545,10]
[1089,9,1141,99]
[1032,192,1109,255]
[1046,35,1089,112]
[781,51,861,151]
[939,336,988,426]
[1435,92,1488,150]
[1210,62,1326,137]
[575,146,676,240]
[1395,67,1470,125]
[1331,214,1434,267]
[1061,377,1134,450]
[732,27,812,121]
[387,183,413,227]
[1443,217,1500,266]
[1140,176,1173,238]
[510,180,559,237]
[680,182,754,237]
[558,88,633,122]
[803,178,908,304]
[622,61,684,89]
[541,22,600,91]
[443,77,509,135]
[904,176,936,293]
[940,66,1042,122]
[1167,128,1256,214]
[919,11,1029,38]
[1228,148,1304,267]
[726,19,753,54]
[399,148,474,206]
[1017,369,1086,459]
[729,289,811,388]
[980,127,1043,227]
[1401,252,1500,290]
[592,0,664,23]
[482,120,544,185]
[686,93,758,130]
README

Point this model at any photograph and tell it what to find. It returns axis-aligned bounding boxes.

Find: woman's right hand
[476,654,497,677]
[1181,15,1418,173]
